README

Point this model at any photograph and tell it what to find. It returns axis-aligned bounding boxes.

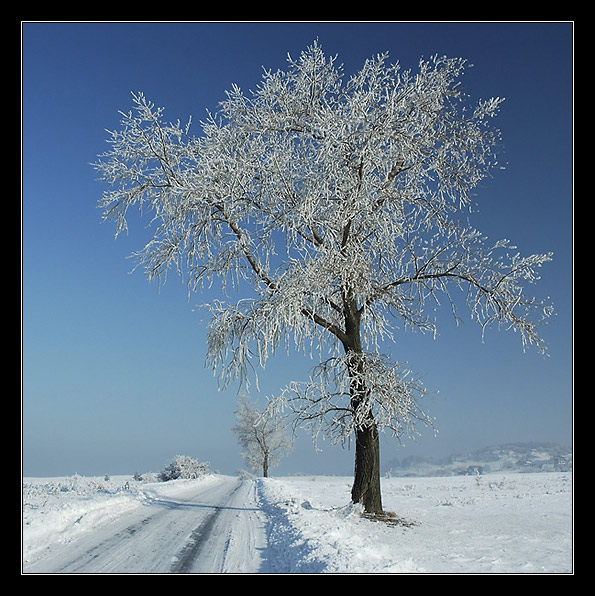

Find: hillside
[383,442,572,478]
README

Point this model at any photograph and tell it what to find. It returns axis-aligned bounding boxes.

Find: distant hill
[383,442,572,477]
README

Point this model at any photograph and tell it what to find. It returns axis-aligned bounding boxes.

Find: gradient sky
[22,21,573,478]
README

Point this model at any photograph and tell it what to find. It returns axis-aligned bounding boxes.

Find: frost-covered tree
[233,395,291,477]
[94,42,553,514]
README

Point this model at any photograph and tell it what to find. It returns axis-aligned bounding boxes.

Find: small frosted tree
[94,42,553,514]
[233,395,291,477]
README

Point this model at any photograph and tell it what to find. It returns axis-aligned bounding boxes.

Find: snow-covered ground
[22,471,573,574]
[259,472,573,573]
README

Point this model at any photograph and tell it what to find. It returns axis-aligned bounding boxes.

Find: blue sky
[22,22,573,478]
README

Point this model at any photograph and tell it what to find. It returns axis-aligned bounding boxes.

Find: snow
[22,471,573,574]
[259,473,573,573]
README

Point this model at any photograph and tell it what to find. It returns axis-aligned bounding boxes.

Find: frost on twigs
[93,41,553,455]
[267,352,433,448]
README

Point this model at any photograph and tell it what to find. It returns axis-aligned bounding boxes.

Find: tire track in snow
[169,479,243,573]
[56,515,155,573]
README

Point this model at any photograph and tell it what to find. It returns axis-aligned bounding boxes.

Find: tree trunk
[342,296,384,515]
[351,422,383,514]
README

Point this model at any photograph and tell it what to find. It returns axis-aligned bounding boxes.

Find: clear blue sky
[22,22,573,478]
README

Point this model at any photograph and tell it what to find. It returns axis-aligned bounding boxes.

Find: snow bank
[258,472,573,573]
[22,475,144,563]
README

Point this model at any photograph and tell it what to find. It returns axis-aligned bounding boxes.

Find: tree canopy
[94,42,553,512]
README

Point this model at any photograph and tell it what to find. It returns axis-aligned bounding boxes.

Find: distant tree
[233,395,292,477]
[94,42,553,514]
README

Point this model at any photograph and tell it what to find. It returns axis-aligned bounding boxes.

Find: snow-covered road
[23,476,269,574]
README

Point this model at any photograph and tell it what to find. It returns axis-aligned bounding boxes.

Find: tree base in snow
[361,510,418,527]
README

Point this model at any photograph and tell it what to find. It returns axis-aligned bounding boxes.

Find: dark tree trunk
[342,295,384,515]
[351,422,383,514]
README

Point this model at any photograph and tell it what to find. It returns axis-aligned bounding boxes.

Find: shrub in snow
[158,455,210,481]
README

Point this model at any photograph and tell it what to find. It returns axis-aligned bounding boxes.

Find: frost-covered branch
[364,225,553,352]
[268,352,434,447]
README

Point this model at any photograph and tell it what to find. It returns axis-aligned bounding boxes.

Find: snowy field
[22,471,573,574]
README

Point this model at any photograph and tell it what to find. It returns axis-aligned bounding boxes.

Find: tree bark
[351,422,383,514]
[342,296,384,515]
